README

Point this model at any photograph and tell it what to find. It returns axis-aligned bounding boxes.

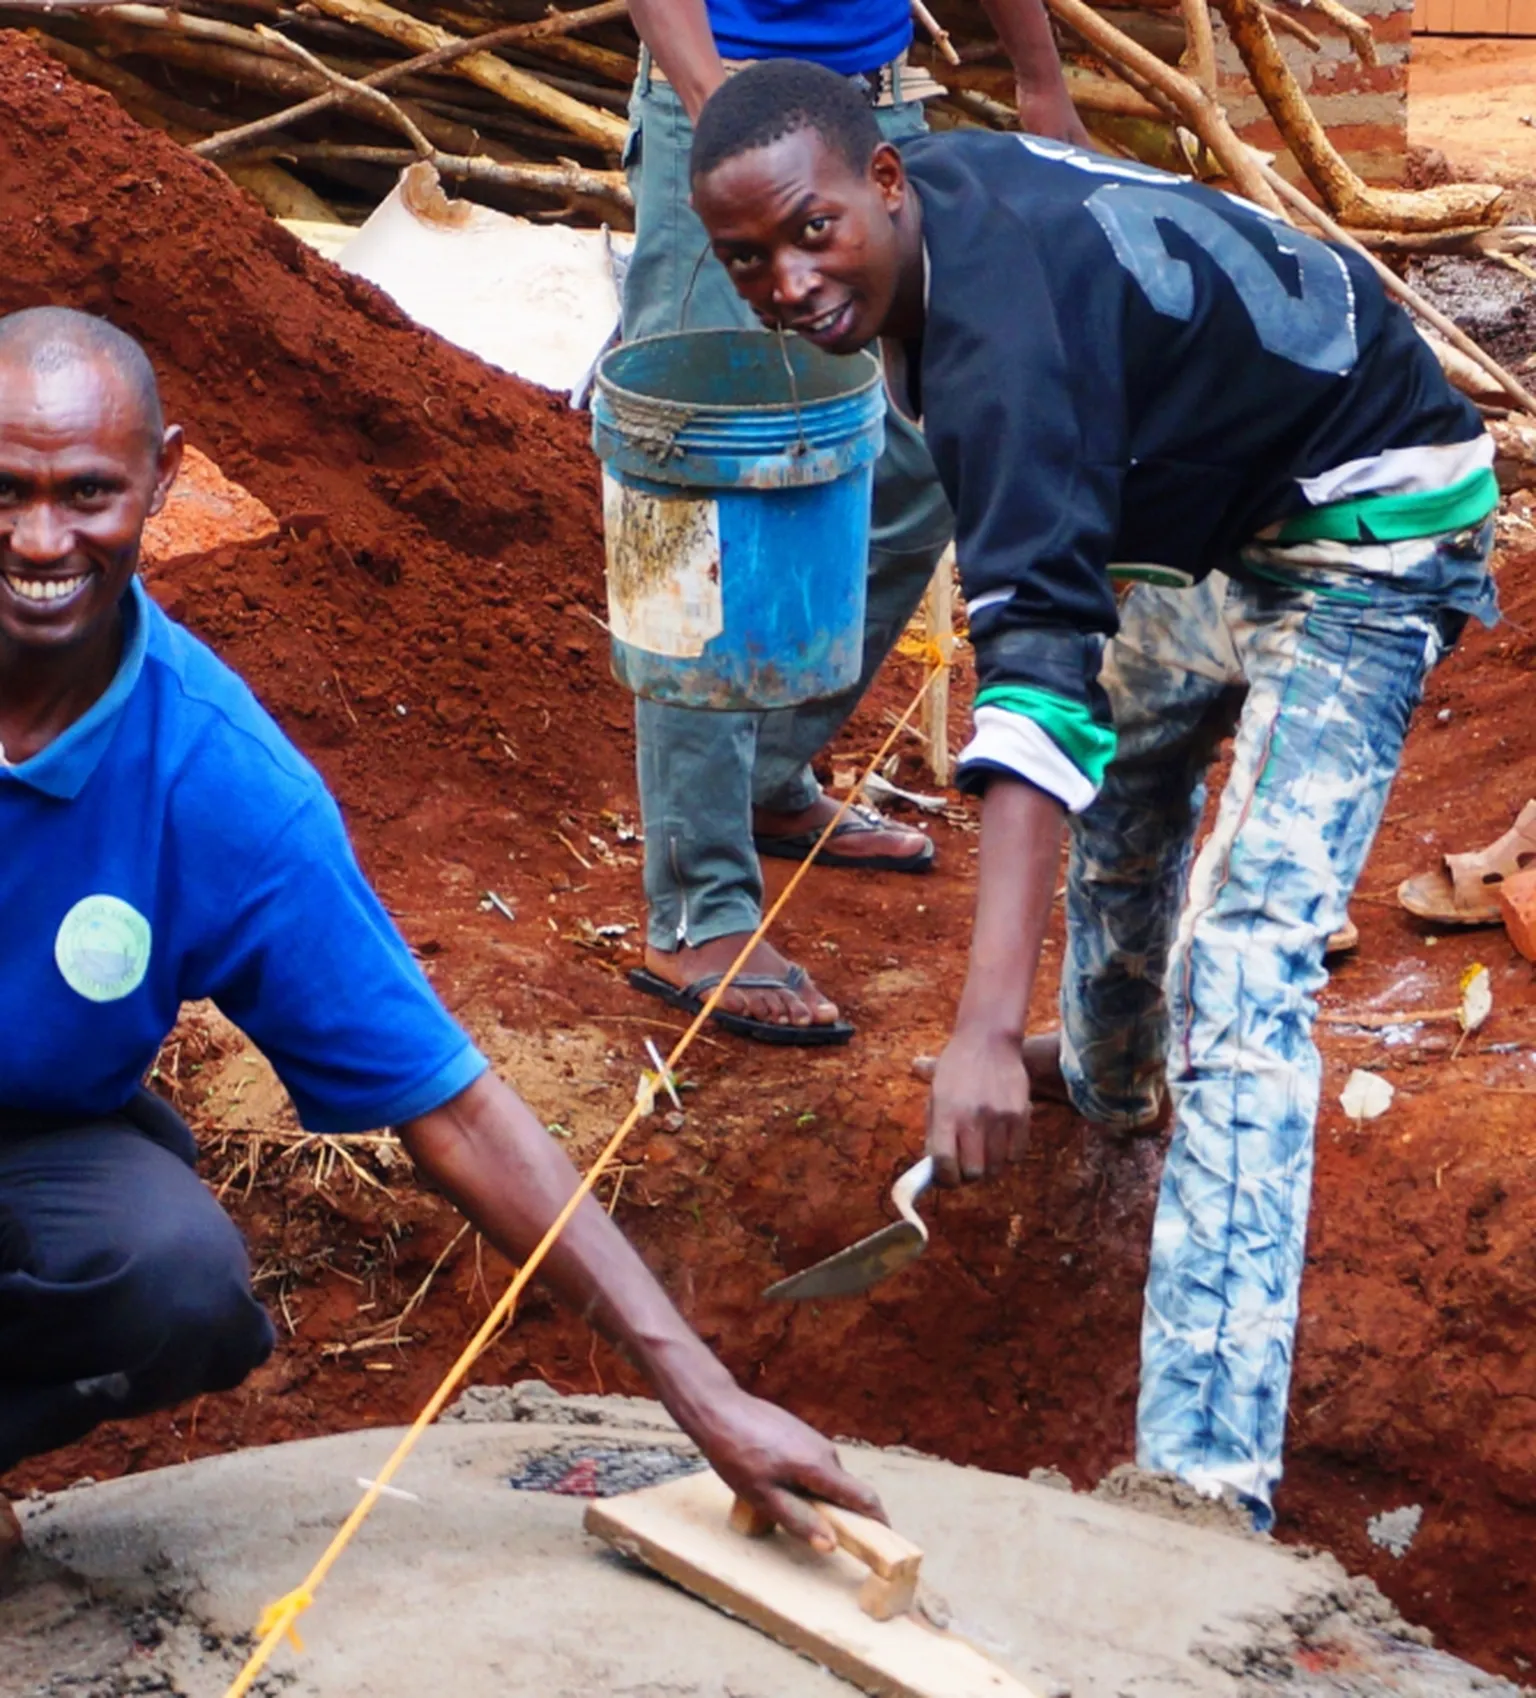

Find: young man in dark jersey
[689,59,1496,1526]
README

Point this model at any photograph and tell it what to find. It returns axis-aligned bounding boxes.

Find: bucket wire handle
[676,240,809,462]
[678,242,711,332]
[774,323,812,461]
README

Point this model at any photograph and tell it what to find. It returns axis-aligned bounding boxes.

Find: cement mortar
[0,1389,1521,1698]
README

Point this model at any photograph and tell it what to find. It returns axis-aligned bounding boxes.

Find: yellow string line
[222,660,947,1698]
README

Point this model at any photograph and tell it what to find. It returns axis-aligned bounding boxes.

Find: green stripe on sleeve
[1275,466,1498,545]
[972,684,1117,787]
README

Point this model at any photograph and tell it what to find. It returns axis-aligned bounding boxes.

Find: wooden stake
[1276,0,1377,63]
[235,142,631,210]
[910,0,962,66]
[923,548,955,789]
[1179,0,1217,92]
[1258,3,1322,50]
[186,0,627,158]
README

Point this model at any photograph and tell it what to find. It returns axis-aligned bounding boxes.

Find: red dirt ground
[1410,36,1536,193]
[5,30,1536,1685]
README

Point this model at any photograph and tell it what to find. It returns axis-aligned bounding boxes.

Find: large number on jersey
[1084,182,1358,377]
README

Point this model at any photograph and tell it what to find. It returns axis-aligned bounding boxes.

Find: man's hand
[400,1075,883,1547]
[926,1023,1032,1185]
[979,0,1094,147]
[692,1385,885,1548]
[1014,82,1094,147]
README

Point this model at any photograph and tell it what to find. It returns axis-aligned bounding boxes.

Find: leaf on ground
[1341,1068,1395,1120]
[1458,963,1492,1033]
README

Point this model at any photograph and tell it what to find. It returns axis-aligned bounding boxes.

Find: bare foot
[644,935,840,1030]
[754,793,933,870]
[911,1031,1070,1101]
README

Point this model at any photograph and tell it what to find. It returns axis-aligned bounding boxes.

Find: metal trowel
[763,1157,934,1301]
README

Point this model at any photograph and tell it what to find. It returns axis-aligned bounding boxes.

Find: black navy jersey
[895,130,1484,799]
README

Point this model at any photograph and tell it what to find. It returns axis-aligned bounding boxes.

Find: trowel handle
[816,1502,924,1587]
[728,1494,923,1621]
[891,1156,934,1217]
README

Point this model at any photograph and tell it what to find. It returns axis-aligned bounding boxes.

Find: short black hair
[691,59,883,185]
[0,306,164,450]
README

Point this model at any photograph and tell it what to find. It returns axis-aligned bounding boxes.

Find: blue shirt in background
[0,579,487,1134]
[705,0,912,74]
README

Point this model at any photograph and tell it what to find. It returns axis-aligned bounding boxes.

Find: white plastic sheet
[318,163,631,404]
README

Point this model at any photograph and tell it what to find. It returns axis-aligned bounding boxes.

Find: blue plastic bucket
[591,329,885,710]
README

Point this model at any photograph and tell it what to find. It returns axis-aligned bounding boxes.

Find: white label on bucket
[603,472,724,660]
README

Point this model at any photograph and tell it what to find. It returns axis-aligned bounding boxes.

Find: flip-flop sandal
[754,802,935,873]
[627,966,854,1047]
[1325,916,1359,957]
[1398,799,1536,926]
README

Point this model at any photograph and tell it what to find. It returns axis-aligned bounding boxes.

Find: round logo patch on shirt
[55,895,153,1003]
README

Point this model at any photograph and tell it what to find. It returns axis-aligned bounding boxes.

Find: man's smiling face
[0,355,180,656]
[692,127,910,355]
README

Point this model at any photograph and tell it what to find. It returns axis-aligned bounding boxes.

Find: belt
[643,48,946,108]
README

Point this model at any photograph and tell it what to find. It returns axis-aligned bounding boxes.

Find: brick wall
[1214,0,1412,184]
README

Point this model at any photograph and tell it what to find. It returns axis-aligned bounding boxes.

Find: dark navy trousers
[0,1091,275,1473]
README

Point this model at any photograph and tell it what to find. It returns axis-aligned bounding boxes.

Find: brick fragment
[1497,864,1536,963]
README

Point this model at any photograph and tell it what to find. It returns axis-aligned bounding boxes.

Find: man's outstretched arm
[926,776,1065,1185]
[398,1074,880,1546]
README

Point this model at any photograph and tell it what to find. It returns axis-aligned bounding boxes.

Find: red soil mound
[0,29,624,838]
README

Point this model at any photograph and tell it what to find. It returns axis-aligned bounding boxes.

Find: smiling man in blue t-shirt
[0,307,881,1571]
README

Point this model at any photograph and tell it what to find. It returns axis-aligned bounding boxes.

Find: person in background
[620,0,1088,1047]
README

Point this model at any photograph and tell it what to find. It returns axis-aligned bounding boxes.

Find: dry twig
[188,0,626,159]
[305,0,627,152]
[257,20,433,154]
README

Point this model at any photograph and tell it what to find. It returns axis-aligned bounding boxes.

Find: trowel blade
[762,1222,927,1301]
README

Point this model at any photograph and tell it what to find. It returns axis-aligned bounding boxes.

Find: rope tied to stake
[255,1589,314,1652]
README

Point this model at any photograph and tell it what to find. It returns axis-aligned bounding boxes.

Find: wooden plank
[1510,0,1536,29]
[1450,0,1505,27]
[1423,0,1457,27]
[585,1470,1041,1698]
[922,549,956,788]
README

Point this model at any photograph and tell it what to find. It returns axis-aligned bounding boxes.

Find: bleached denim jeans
[1058,519,1496,1525]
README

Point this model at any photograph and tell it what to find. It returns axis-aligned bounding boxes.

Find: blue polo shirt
[0,579,488,1134]
[706,0,911,74]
